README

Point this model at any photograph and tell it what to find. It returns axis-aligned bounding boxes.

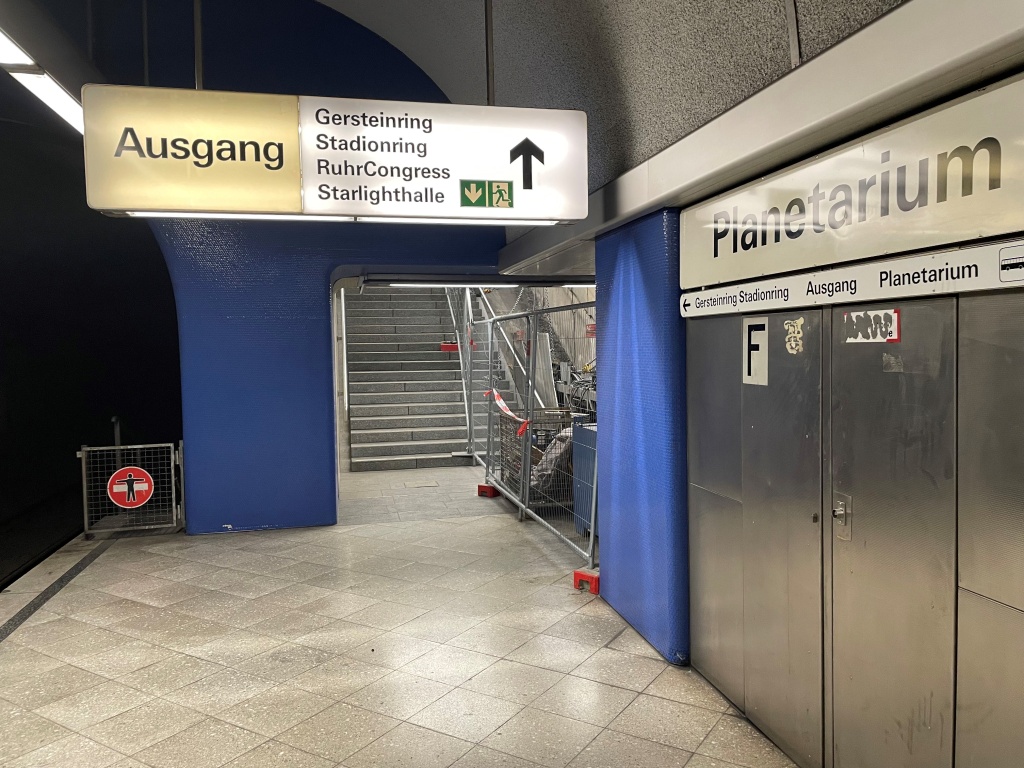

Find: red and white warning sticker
[107,466,154,509]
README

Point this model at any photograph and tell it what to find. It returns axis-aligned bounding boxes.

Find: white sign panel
[82,85,588,223]
[298,96,587,222]
[680,75,1024,289]
[742,318,768,386]
[680,240,1024,318]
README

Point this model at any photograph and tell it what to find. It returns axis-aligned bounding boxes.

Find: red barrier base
[574,568,600,594]
[477,485,500,498]
[440,342,459,352]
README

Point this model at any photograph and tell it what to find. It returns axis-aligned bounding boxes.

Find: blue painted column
[596,209,689,663]
[152,219,501,534]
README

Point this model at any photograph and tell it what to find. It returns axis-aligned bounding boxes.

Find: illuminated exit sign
[82,85,588,225]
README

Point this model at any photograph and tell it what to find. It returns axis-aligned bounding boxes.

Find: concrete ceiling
[317,0,487,105]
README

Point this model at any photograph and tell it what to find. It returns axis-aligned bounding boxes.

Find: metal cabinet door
[830,299,957,768]
[742,310,823,768]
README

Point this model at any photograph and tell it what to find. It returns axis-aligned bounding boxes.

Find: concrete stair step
[350,354,458,364]
[357,288,445,296]
[347,308,453,318]
[345,323,454,334]
[350,403,466,418]
[349,370,461,382]
[349,380,465,393]
[350,452,474,472]
[351,438,467,458]
[351,413,466,430]
[347,342,452,353]
[347,333,449,344]
[349,390,464,405]
[351,425,468,444]
[349,362,461,374]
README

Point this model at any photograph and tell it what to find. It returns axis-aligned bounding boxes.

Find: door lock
[832,501,847,525]
[832,493,853,541]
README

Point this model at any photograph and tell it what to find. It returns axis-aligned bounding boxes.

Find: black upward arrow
[510,138,544,190]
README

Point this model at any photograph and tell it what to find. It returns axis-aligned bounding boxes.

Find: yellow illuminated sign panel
[83,85,302,215]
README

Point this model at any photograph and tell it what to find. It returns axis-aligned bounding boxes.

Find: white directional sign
[298,96,587,222]
[680,239,1024,318]
[82,85,588,224]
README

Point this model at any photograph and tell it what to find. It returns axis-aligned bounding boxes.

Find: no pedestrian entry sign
[107,466,154,509]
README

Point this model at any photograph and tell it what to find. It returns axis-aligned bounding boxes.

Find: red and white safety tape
[484,390,531,436]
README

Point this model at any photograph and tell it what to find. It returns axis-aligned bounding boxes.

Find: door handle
[832,493,853,541]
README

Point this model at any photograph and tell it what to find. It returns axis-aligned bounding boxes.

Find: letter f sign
[743,319,768,386]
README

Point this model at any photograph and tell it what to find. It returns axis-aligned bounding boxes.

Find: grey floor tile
[344,600,429,630]
[83,698,206,754]
[222,740,335,768]
[695,715,797,768]
[133,582,210,608]
[566,729,692,768]
[0,701,71,763]
[571,649,666,692]
[34,680,152,730]
[410,687,523,742]
[394,609,481,643]
[216,687,334,737]
[607,626,664,661]
[75,640,177,678]
[684,758,746,768]
[506,635,599,674]
[482,708,601,768]
[608,694,722,753]
[400,645,499,686]
[643,667,731,712]
[489,605,569,634]
[248,610,336,641]
[450,745,544,768]
[428,569,501,593]
[163,669,275,715]
[0,645,65,687]
[277,701,399,763]
[345,721,474,768]
[345,632,440,669]
[531,676,637,728]
[344,669,452,719]
[134,717,267,768]
[288,656,391,699]
[301,592,379,620]
[251,583,335,609]
[543,614,627,647]
[293,620,383,654]
[388,582,462,610]
[0,663,106,709]
[35,627,133,663]
[72,599,157,628]
[235,643,334,682]
[2,733,124,768]
[443,593,515,620]
[8,616,96,649]
[462,660,564,706]
[449,622,535,657]
[188,629,284,666]
[518,585,595,613]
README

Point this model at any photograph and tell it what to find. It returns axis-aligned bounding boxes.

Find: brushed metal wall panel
[689,483,745,708]
[956,589,1024,768]
[958,292,1024,613]
[687,315,742,502]
[742,310,823,768]
[830,298,956,768]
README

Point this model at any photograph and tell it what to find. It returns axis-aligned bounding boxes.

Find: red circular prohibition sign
[107,466,155,509]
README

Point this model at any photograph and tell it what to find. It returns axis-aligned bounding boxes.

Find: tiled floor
[0,467,795,768]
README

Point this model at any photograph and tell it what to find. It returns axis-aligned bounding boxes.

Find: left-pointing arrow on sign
[682,299,691,312]
[510,138,544,190]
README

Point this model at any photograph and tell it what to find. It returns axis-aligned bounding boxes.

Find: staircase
[345,287,475,472]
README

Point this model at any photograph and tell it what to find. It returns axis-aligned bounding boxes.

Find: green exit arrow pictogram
[460,180,487,207]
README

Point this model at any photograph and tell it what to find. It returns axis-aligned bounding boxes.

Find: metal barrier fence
[448,290,598,566]
[79,442,183,537]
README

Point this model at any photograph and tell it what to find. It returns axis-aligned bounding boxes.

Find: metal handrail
[445,289,473,454]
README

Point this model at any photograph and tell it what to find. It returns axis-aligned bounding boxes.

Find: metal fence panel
[80,443,182,535]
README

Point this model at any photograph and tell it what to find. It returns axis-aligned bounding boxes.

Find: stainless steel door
[830,298,957,768]
[742,311,823,768]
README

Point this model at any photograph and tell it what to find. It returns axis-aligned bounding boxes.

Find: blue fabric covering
[596,209,689,663]
[147,0,504,533]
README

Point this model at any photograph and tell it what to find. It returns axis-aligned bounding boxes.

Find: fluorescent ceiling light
[563,284,595,289]
[127,211,355,222]
[359,217,559,226]
[0,29,34,66]
[9,72,83,133]
[390,283,519,288]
